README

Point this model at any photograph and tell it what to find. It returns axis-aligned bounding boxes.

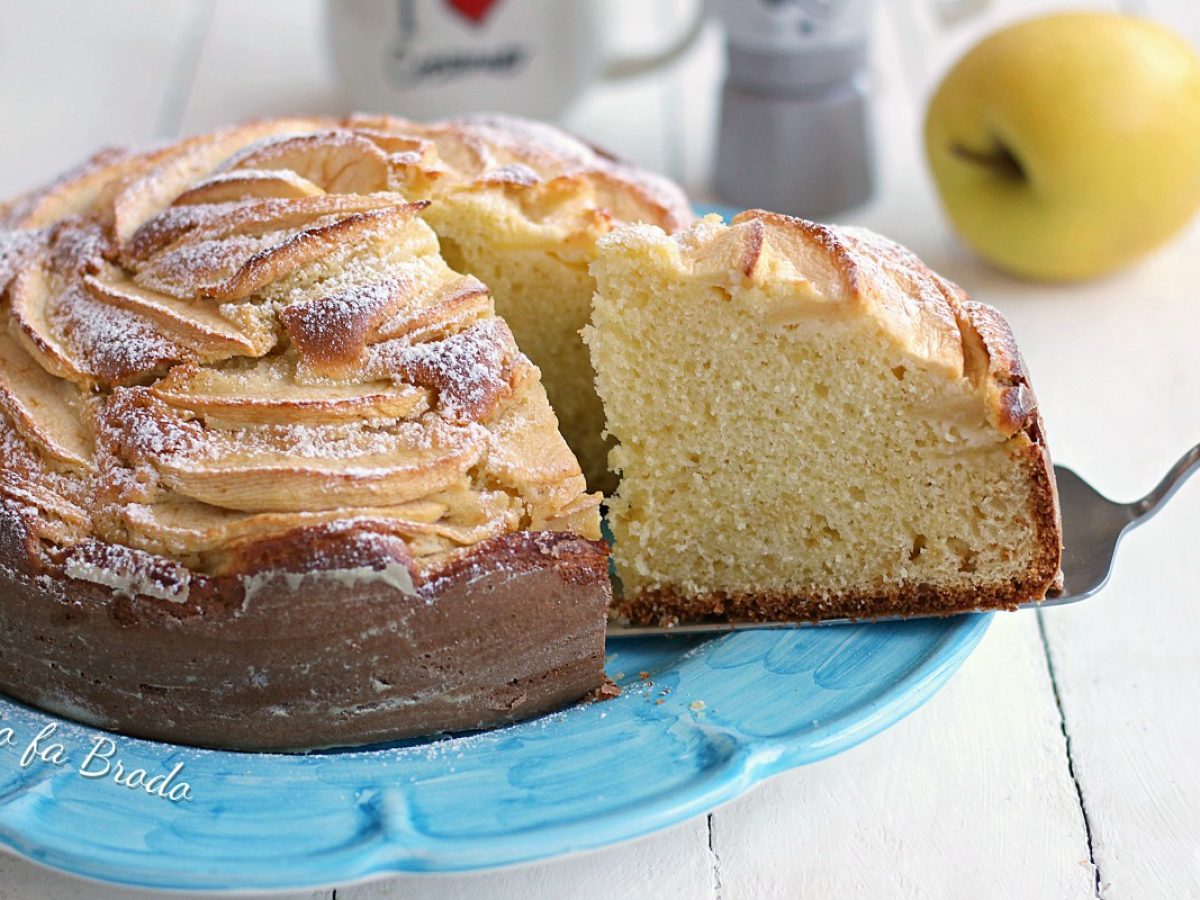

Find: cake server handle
[1129,441,1200,526]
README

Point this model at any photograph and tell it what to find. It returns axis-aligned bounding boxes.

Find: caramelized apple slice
[133,203,429,302]
[538,491,604,535]
[101,389,486,512]
[120,497,449,557]
[173,169,325,205]
[83,273,269,357]
[9,268,90,385]
[483,363,591,516]
[1,147,139,229]
[0,469,90,532]
[9,268,186,387]
[365,316,518,424]
[159,439,482,512]
[125,193,409,264]
[281,276,416,377]
[207,203,430,302]
[373,274,492,344]
[150,358,430,425]
[0,329,92,469]
[112,118,326,246]
[224,131,390,194]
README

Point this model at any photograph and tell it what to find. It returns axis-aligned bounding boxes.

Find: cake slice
[586,211,1062,624]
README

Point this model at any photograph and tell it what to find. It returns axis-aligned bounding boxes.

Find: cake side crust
[0,509,611,751]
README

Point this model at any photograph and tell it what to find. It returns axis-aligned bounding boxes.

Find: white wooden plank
[1042,489,1200,899]
[0,0,203,197]
[0,849,331,900]
[339,818,714,900]
[709,616,1096,900]
[1025,205,1200,899]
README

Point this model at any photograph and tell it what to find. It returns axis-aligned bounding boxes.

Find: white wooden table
[0,1,1198,897]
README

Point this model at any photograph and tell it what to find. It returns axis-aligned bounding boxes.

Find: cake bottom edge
[615,571,1061,627]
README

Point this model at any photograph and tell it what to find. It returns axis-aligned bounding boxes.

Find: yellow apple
[924,13,1200,281]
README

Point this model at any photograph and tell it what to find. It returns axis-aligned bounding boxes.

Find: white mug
[325,0,706,122]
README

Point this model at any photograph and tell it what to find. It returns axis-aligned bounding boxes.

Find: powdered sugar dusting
[50,283,185,383]
[0,229,43,295]
[375,318,516,425]
[282,277,407,366]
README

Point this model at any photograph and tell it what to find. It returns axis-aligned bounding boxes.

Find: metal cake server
[606,442,1200,637]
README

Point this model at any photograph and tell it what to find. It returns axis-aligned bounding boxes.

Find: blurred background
[0,0,1195,260]
[1,0,1197,278]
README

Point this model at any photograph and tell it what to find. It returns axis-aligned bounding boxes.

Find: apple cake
[586,211,1062,624]
[0,118,624,751]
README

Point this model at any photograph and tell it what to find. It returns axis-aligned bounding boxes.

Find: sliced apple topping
[366,316,519,425]
[124,193,405,264]
[2,117,608,575]
[83,272,268,357]
[223,130,390,194]
[482,365,590,518]
[120,497,448,558]
[173,169,325,205]
[0,228,45,297]
[373,274,492,345]
[0,328,93,469]
[1,147,140,230]
[98,387,485,512]
[280,275,415,376]
[0,467,90,528]
[132,203,429,302]
[150,358,429,425]
[10,267,187,387]
[203,204,429,302]
[160,444,482,513]
[49,220,113,278]
[132,232,275,300]
[159,441,481,512]
[112,117,326,246]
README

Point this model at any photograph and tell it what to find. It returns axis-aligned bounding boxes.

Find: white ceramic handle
[600,3,707,81]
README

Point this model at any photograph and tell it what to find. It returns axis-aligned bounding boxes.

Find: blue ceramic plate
[0,615,989,891]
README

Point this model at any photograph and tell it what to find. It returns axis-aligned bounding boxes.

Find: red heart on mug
[446,0,500,24]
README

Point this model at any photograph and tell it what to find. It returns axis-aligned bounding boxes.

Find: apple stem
[949,141,1026,181]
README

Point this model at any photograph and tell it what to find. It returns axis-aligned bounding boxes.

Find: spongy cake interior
[430,214,612,494]
[586,219,1050,617]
